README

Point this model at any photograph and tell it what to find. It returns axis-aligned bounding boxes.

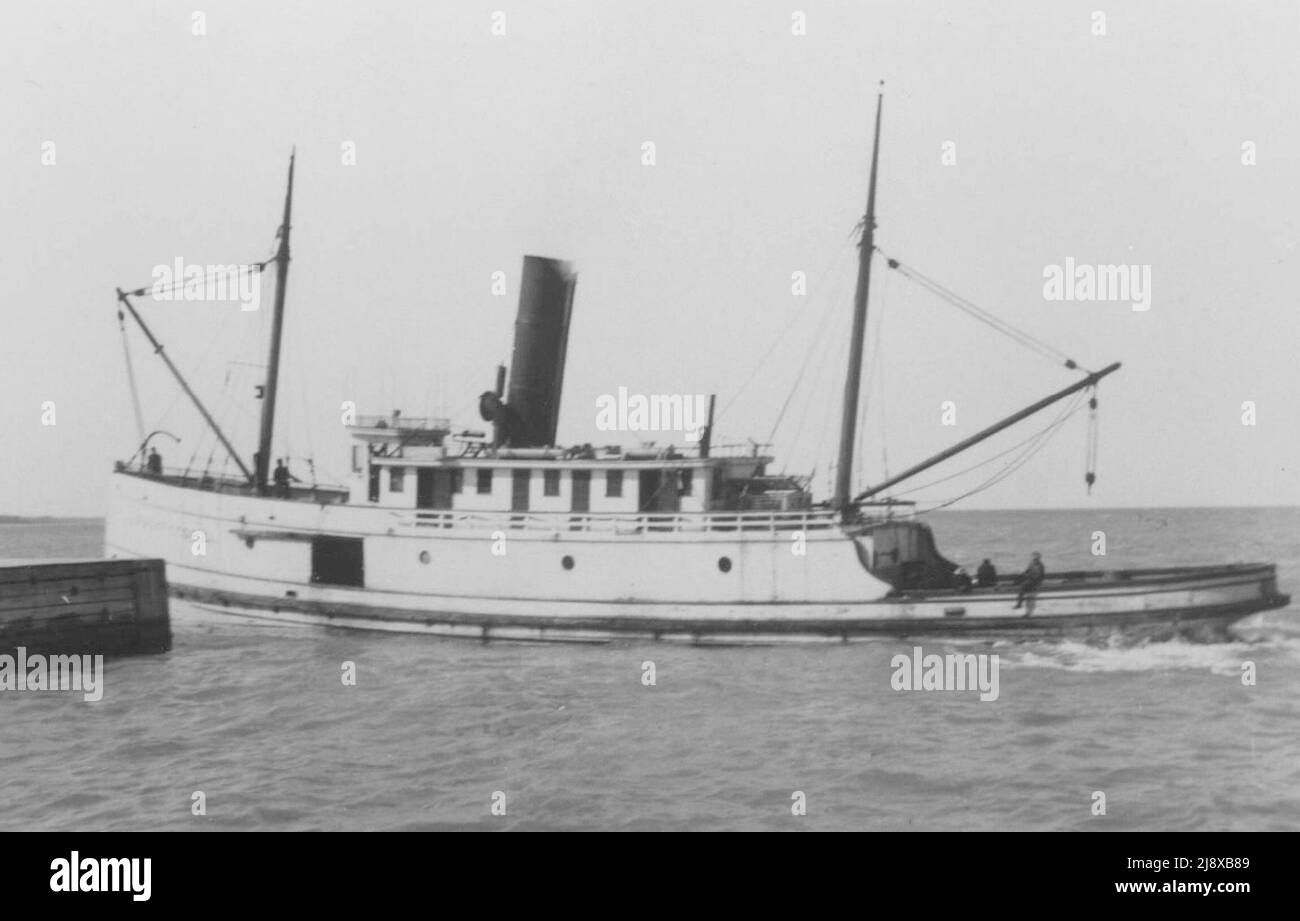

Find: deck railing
[115,465,349,502]
[410,507,845,535]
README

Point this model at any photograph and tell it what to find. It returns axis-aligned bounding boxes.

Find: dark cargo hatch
[311,536,365,587]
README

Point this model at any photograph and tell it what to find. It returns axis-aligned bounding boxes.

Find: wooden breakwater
[0,558,171,655]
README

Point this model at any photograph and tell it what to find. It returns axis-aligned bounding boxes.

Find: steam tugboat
[105,93,1290,643]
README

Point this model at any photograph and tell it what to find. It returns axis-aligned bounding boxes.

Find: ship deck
[889,562,1283,599]
[114,466,349,504]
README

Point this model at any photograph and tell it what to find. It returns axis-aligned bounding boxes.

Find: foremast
[255,150,295,494]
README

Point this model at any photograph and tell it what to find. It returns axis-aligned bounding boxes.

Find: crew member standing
[273,458,291,498]
[977,558,998,588]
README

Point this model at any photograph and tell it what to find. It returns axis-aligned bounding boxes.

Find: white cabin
[345,412,810,517]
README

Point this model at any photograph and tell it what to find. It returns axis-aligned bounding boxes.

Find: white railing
[410,507,844,535]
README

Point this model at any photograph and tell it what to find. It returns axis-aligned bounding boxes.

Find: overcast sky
[2,0,1297,516]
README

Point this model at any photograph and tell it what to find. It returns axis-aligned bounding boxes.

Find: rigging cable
[779,282,844,472]
[854,260,882,495]
[875,250,1086,373]
[803,324,850,492]
[779,257,856,476]
[766,261,849,447]
[117,305,146,447]
[1084,391,1100,494]
[123,262,268,302]
[909,390,1089,514]
[892,389,1089,499]
[872,266,889,488]
[716,242,854,425]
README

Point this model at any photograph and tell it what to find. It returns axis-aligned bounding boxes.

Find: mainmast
[834,84,884,517]
[255,150,295,494]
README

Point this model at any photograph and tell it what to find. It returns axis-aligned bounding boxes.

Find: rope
[867,263,889,487]
[1085,393,1100,493]
[124,262,267,300]
[804,331,848,494]
[908,391,1089,514]
[892,390,1088,499]
[854,259,889,494]
[716,243,853,425]
[876,250,1086,372]
[778,301,840,472]
[117,307,146,446]
[765,266,847,446]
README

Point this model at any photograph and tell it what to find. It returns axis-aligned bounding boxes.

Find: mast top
[279,149,295,248]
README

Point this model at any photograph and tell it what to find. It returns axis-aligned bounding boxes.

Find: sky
[2,0,1297,516]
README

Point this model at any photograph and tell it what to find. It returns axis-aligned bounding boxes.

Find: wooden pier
[0,558,171,656]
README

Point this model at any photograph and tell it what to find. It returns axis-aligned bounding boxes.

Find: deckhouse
[350,412,805,518]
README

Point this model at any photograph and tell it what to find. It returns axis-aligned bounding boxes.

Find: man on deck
[976,558,998,588]
[1013,552,1045,612]
[146,447,162,476]
[273,458,291,498]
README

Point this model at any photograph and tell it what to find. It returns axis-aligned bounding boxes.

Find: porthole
[562,555,575,570]
[718,556,732,573]
[419,551,431,565]
[244,537,255,549]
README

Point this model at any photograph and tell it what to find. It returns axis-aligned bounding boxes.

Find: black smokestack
[506,256,576,447]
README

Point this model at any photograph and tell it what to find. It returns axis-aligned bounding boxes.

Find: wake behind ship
[105,96,1290,643]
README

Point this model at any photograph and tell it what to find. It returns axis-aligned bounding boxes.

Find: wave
[1002,633,1300,675]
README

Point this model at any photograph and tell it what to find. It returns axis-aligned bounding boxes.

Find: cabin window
[679,470,693,496]
[477,469,493,494]
[450,469,463,494]
[389,467,405,493]
[351,445,363,473]
[606,469,623,498]
[544,469,561,496]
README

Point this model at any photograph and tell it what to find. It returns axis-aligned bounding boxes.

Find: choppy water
[1,508,1298,831]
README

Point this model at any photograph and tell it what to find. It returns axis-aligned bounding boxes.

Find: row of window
[383,467,693,497]
[416,551,733,572]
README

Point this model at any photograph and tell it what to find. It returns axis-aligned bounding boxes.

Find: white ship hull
[105,472,1289,644]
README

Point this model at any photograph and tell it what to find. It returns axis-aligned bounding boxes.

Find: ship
[104,91,1290,644]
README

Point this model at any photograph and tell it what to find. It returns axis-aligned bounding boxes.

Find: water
[2,509,1298,831]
